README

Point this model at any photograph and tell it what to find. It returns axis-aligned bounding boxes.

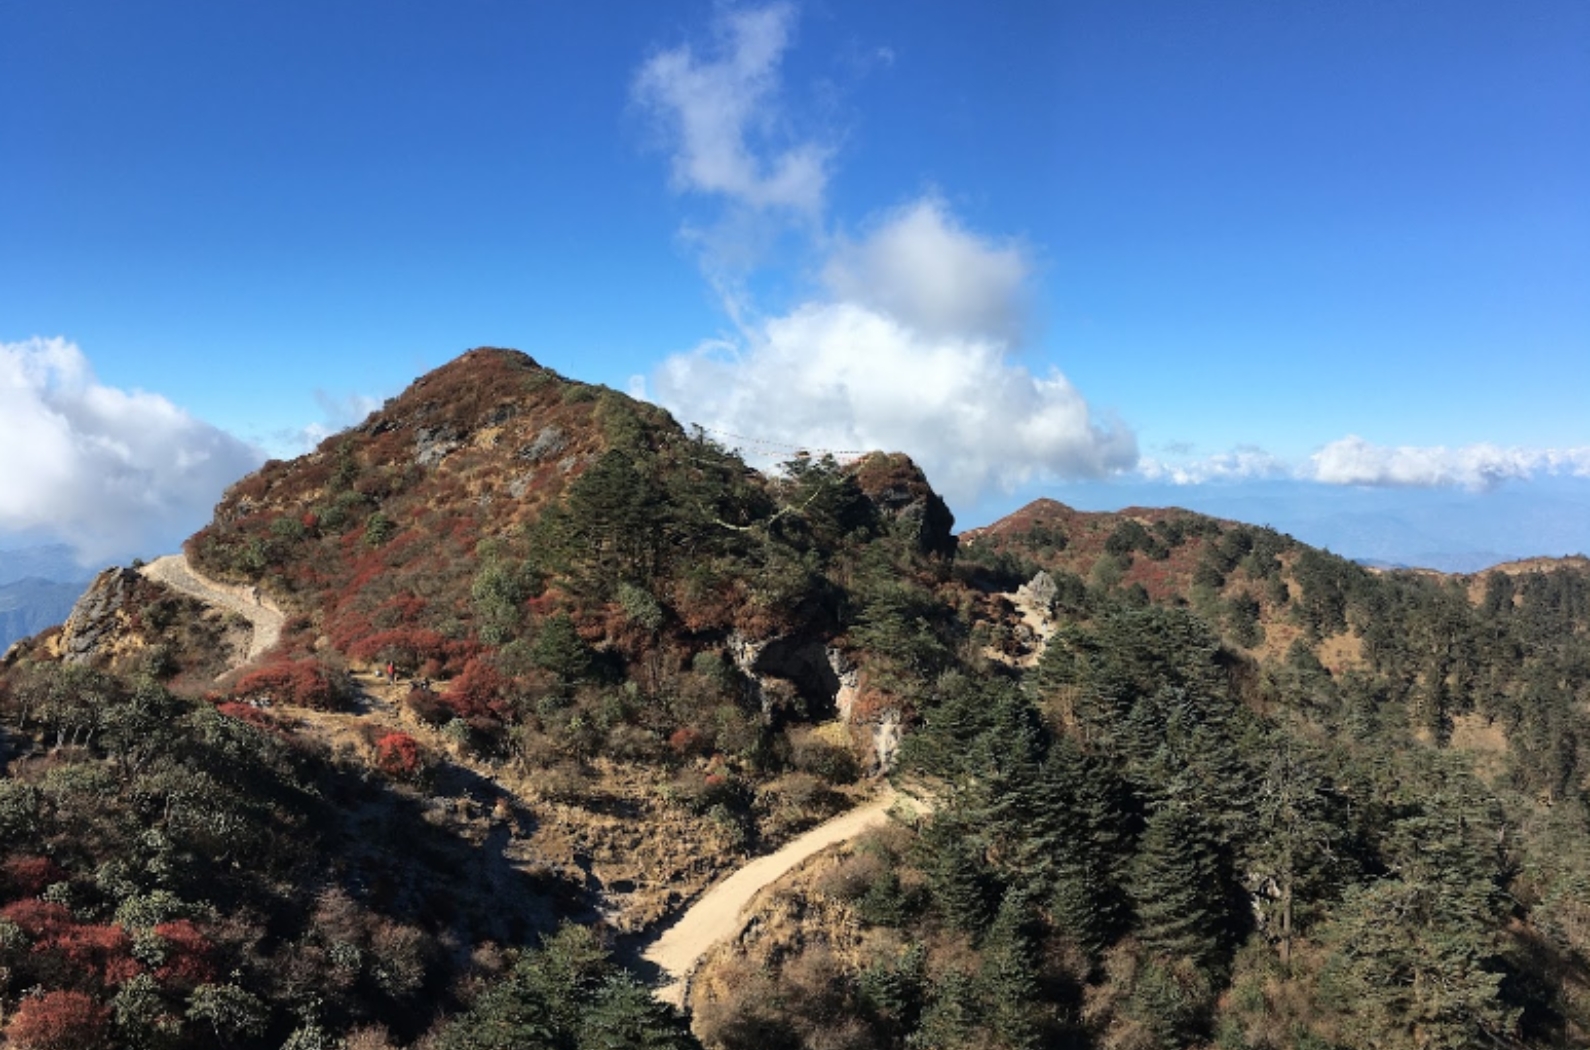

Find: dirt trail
[642,788,904,1008]
[137,554,917,1013]
[139,554,285,663]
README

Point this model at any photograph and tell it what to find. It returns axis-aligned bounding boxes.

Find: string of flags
[686,425,872,464]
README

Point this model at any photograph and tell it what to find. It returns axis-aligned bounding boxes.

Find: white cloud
[633,2,830,214]
[637,10,1133,507]
[652,201,1136,507]
[1139,446,1290,485]
[1307,435,1590,489]
[822,197,1030,342]
[273,390,386,455]
[0,337,263,563]
[1135,437,1590,489]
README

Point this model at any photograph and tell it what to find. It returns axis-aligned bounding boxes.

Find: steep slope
[0,347,967,1048]
[681,504,1590,1048]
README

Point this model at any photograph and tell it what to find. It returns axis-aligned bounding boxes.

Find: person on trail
[386,661,396,684]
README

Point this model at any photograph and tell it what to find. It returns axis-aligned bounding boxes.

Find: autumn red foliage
[1,900,74,940]
[5,990,111,1050]
[2,855,66,897]
[668,726,707,757]
[215,701,275,729]
[444,658,506,719]
[152,919,217,990]
[375,732,423,779]
[232,658,343,710]
[347,627,456,672]
[48,923,139,986]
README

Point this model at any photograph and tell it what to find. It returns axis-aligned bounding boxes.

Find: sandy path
[139,554,285,663]
[642,788,902,1008]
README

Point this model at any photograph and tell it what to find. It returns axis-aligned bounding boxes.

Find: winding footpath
[642,788,905,1008]
[139,554,286,663]
[137,552,912,1013]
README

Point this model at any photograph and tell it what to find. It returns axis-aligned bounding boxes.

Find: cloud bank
[636,6,1136,508]
[1138,446,1291,486]
[822,198,1031,343]
[1306,435,1590,490]
[1139,436,1590,491]
[0,338,263,564]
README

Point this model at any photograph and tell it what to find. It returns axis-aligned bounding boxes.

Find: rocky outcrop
[725,634,903,772]
[851,452,956,558]
[56,567,142,666]
[413,424,464,467]
[728,633,843,722]
[1016,569,1058,612]
[517,425,568,463]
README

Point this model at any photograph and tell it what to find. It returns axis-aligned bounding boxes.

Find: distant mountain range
[0,544,95,651]
[1004,476,1590,574]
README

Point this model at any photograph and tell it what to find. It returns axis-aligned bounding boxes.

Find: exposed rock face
[517,425,568,462]
[414,424,464,467]
[728,633,843,722]
[725,635,901,772]
[870,711,903,773]
[828,649,860,722]
[851,452,956,558]
[57,568,141,665]
[1017,569,1058,612]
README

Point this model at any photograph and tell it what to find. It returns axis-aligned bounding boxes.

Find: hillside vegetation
[1,348,1587,1049]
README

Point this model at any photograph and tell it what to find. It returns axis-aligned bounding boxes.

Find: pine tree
[1127,801,1227,968]
[977,891,1045,1050]
[1245,736,1342,969]
[923,821,996,937]
[577,975,696,1050]
[858,944,925,1043]
[1026,739,1131,960]
[1319,879,1516,1050]
[912,969,979,1050]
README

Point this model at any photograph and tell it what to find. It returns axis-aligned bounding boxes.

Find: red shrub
[2,856,66,897]
[348,627,452,671]
[233,658,343,710]
[1,900,74,941]
[668,727,707,758]
[152,919,216,990]
[387,591,429,624]
[444,658,504,719]
[375,733,424,780]
[5,990,111,1050]
[50,923,138,986]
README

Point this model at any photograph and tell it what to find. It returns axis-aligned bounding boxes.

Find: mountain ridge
[2,346,1587,1048]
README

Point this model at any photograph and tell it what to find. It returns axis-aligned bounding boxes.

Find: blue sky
[2,1,1587,567]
